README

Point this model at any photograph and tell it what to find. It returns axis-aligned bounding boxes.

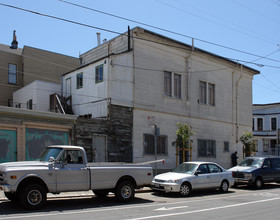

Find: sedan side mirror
[195,170,202,175]
[49,156,55,162]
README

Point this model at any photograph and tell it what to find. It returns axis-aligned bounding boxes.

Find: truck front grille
[232,171,245,178]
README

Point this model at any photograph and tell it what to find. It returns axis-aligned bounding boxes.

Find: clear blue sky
[1,0,279,104]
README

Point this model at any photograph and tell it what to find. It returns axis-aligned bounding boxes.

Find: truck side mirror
[49,156,55,162]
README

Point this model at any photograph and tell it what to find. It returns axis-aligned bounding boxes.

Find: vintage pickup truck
[0,145,153,209]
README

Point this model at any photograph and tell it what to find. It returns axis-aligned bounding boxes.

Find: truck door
[261,159,274,182]
[55,149,90,192]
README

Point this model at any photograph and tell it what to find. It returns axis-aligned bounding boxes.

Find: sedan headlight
[167,179,180,183]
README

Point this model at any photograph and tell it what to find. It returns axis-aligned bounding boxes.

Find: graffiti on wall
[0,130,17,163]
[25,128,69,161]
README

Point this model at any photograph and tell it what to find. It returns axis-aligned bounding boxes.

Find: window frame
[164,71,172,97]
[95,64,104,84]
[271,117,277,131]
[199,81,207,104]
[197,139,216,158]
[208,83,215,106]
[257,118,263,131]
[174,73,181,99]
[76,72,83,89]
[143,133,168,155]
[8,63,17,84]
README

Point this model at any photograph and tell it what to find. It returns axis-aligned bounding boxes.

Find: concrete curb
[0,187,153,202]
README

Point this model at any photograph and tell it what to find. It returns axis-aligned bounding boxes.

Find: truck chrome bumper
[0,185,14,192]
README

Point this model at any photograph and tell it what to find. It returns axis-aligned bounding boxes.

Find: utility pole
[153,124,160,175]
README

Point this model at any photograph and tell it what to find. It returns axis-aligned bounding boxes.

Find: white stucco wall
[13,80,60,111]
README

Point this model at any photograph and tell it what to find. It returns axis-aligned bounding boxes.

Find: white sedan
[151,161,234,196]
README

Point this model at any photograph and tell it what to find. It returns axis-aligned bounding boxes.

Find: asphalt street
[0,184,280,220]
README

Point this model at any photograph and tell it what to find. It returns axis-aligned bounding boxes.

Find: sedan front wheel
[180,183,191,197]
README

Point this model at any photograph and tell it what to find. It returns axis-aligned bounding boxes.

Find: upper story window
[199,81,207,104]
[95,64,103,83]
[174,74,181,98]
[164,71,172,96]
[257,118,263,131]
[8,64,17,84]
[271,117,277,131]
[164,71,181,99]
[27,99,33,110]
[199,81,215,106]
[76,72,83,89]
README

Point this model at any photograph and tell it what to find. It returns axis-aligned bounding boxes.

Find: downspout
[235,65,243,143]
[186,38,194,117]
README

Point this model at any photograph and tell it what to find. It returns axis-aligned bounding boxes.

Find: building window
[271,117,277,131]
[8,99,13,107]
[95,64,103,83]
[224,141,229,152]
[257,118,263,131]
[144,134,167,155]
[15,103,21,108]
[174,74,181,98]
[76,72,83,89]
[252,118,255,130]
[199,81,215,106]
[27,99,33,110]
[8,64,17,84]
[197,139,216,158]
[164,71,172,96]
[199,81,206,104]
[208,83,215,106]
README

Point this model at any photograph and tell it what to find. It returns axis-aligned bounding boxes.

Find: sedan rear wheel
[180,183,191,197]
[219,180,229,192]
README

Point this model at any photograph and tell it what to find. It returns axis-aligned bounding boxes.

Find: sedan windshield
[172,163,198,174]
[37,148,62,162]
[238,158,264,168]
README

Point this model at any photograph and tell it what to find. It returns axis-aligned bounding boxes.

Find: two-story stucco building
[253,103,280,156]
[61,27,259,169]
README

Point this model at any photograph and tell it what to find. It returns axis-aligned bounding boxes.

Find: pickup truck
[0,145,153,209]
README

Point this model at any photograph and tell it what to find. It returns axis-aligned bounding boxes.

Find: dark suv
[229,157,280,188]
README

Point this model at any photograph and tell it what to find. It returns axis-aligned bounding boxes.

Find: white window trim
[199,81,215,106]
[270,116,277,131]
[164,71,182,99]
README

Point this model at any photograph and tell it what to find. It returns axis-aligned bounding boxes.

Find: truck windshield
[172,163,198,174]
[37,148,62,162]
[238,158,264,168]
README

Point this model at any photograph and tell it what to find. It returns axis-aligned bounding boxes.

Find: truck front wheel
[115,181,135,202]
[19,184,47,210]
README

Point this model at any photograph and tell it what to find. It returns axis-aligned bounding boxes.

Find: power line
[57,0,280,64]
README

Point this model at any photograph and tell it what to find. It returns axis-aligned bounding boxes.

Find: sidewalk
[0,187,152,201]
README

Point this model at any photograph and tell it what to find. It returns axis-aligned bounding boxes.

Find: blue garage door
[25,128,69,161]
[0,129,17,163]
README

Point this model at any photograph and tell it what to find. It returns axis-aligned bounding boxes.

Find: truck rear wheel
[115,181,135,202]
[19,184,46,210]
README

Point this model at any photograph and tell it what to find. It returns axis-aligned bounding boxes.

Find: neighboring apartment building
[61,27,260,169]
[0,33,79,107]
[253,103,280,156]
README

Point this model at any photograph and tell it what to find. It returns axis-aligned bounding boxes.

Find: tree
[240,131,256,157]
[173,123,194,164]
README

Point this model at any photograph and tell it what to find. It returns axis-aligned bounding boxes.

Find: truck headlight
[244,173,252,179]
